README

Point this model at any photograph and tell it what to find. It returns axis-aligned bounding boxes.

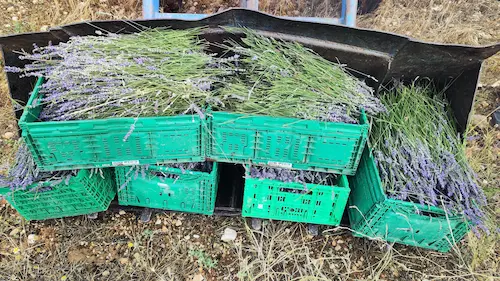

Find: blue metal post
[345,0,358,27]
[143,0,159,19]
[142,0,357,27]
[240,0,259,10]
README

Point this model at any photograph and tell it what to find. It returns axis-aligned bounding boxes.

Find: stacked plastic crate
[1,77,219,219]
[0,77,119,220]
[207,109,369,226]
[4,67,469,253]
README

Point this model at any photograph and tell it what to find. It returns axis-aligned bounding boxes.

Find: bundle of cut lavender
[370,84,488,231]
[213,28,386,123]
[7,28,229,121]
[249,166,338,187]
[118,162,213,191]
[7,27,382,125]
[0,141,79,192]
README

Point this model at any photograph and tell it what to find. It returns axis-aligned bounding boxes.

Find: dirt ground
[0,0,499,280]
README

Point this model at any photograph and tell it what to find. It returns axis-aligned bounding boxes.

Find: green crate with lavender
[347,85,486,252]
[0,143,116,220]
[8,28,385,173]
[208,110,368,175]
[115,162,218,215]
[12,28,220,171]
[206,29,382,174]
[20,77,206,171]
[242,165,350,225]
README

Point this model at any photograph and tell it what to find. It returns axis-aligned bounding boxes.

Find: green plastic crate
[0,169,116,221]
[207,110,369,175]
[347,147,470,252]
[115,163,219,215]
[242,168,350,225]
[19,77,206,171]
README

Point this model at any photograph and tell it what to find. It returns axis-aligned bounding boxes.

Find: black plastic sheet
[1,8,499,132]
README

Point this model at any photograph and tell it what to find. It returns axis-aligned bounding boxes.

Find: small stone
[334,245,342,251]
[119,257,129,264]
[285,228,290,234]
[193,2,198,6]
[10,228,20,236]
[2,132,14,139]
[193,234,200,239]
[184,235,190,240]
[175,220,182,227]
[27,234,38,244]
[7,6,14,12]
[119,210,126,215]
[102,271,110,277]
[191,274,204,281]
[337,239,344,244]
[155,219,162,225]
[331,240,337,247]
[40,25,49,32]
[12,16,19,21]
[251,218,262,230]
[32,0,38,4]
[221,227,237,242]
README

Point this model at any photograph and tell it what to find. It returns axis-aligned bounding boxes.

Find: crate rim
[208,108,369,128]
[244,164,350,191]
[0,169,91,196]
[123,162,218,178]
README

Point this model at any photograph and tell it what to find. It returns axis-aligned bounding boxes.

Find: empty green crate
[242,168,350,225]
[347,147,469,252]
[19,77,206,171]
[207,111,369,175]
[0,169,116,221]
[115,163,219,215]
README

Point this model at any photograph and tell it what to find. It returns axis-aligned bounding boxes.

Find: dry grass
[259,0,342,17]
[358,0,499,46]
[358,0,500,86]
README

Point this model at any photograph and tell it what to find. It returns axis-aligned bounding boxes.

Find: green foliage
[189,249,218,269]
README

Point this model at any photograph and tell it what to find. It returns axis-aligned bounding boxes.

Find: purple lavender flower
[123,123,136,142]
[4,66,23,73]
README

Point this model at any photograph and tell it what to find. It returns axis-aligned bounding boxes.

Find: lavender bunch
[249,166,338,186]
[165,162,213,173]
[119,162,213,190]
[7,28,228,121]
[371,84,488,231]
[213,28,386,123]
[0,141,76,192]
